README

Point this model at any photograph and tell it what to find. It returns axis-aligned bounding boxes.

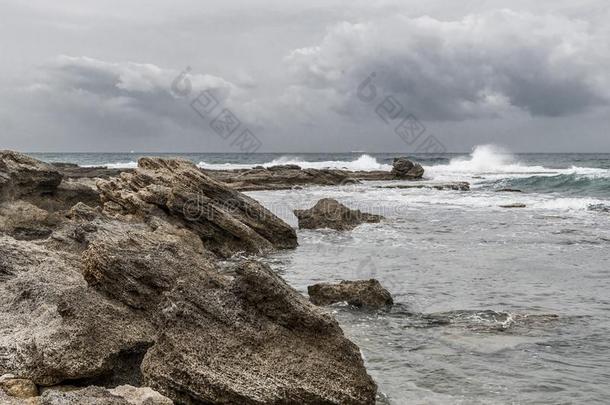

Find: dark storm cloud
[284,10,610,121]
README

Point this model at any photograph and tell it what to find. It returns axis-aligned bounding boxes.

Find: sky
[0,0,608,153]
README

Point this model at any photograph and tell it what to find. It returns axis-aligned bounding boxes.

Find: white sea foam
[197,154,392,172]
[83,161,139,169]
[425,145,610,182]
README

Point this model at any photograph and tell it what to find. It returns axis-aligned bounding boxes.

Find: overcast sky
[0,0,608,152]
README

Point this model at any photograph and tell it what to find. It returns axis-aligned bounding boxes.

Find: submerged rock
[391,157,424,179]
[97,157,297,258]
[499,203,526,208]
[308,279,394,309]
[294,198,384,231]
[379,181,470,191]
[496,188,522,193]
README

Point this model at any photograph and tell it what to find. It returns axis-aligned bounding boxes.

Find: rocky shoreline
[0,151,463,404]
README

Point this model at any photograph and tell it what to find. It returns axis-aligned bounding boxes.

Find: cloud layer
[285,10,610,120]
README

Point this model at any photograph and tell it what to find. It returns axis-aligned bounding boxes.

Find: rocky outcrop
[0,152,377,404]
[391,157,424,179]
[308,280,394,309]
[0,150,63,202]
[205,166,356,191]
[96,157,297,258]
[294,198,384,231]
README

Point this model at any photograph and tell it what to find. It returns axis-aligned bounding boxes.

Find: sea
[31,145,610,404]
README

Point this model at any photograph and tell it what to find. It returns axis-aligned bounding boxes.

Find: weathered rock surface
[294,198,384,231]
[391,157,425,179]
[0,234,156,386]
[308,280,394,309]
[0,150,63,202]
[142,260,376,404]
[96,157,297,258]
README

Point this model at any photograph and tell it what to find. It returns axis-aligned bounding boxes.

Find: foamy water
[197,153,392,171]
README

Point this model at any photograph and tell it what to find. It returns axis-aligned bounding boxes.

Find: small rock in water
[499,203,526,208]
[294,198,384,231]
[308,279,394,309]
[391,157,424,179]
[496,188,523,193]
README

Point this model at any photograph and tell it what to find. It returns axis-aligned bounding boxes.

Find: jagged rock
[142,260,376,404]
[96,157,297,258]
[294,198,384,231]
[0,374,38,398]
[0,151,63,202]
[308,280,394,308]
[391,157,424,179]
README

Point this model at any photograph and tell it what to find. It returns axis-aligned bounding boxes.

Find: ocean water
[33,146,610,404]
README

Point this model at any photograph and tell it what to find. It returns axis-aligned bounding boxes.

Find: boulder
[294,198,384,231]
[308,280,394,309]
[0,150,63,202]
[96,157,297,257]
[390,157,424,179]
[142,260,377,404]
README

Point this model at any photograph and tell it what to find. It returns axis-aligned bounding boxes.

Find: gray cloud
[1,1,609,152]
[284,10,610,120]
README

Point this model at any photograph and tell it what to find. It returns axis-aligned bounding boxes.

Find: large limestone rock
[0,234,156,386]
[308,280,394,309]
[0,152,376,404]
[294,198,384,231]
[0,151,63,202]
[142,260,377,404]
[391,157,424,179]
[97,157,297,257]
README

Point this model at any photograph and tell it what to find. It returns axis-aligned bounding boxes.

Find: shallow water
[252,183,610,404]
[35,147,610,404]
